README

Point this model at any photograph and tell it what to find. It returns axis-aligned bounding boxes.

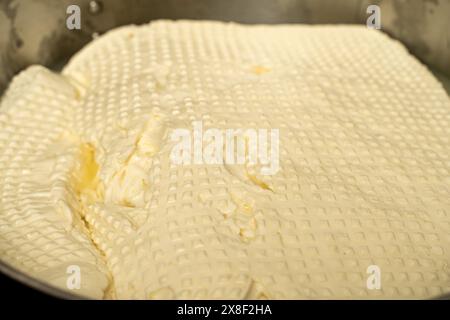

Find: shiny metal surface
[0,0,449,299]
[0,260,83,299]
[1,0,449,94]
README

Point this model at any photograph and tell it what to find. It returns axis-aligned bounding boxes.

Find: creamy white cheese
[0,20,449,299]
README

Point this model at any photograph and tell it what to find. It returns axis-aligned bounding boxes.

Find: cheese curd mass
[0,20,450,299]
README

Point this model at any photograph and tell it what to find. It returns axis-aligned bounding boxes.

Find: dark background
[0,272,56,300]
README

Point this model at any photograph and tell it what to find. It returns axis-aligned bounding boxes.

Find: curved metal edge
[0,260,88,300]
[1,0,449,94]
[1,258,449,300]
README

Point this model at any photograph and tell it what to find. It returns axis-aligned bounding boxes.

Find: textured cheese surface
[1,20,450,299]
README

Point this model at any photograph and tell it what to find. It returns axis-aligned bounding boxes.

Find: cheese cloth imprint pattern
[0,20,449,299]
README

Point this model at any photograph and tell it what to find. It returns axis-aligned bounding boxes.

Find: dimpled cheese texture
[1,20,450,299]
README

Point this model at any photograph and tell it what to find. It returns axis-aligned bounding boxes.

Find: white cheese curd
[0,20,449,299]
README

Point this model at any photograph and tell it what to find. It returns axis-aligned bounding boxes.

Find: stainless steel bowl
[0,0,449,299]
